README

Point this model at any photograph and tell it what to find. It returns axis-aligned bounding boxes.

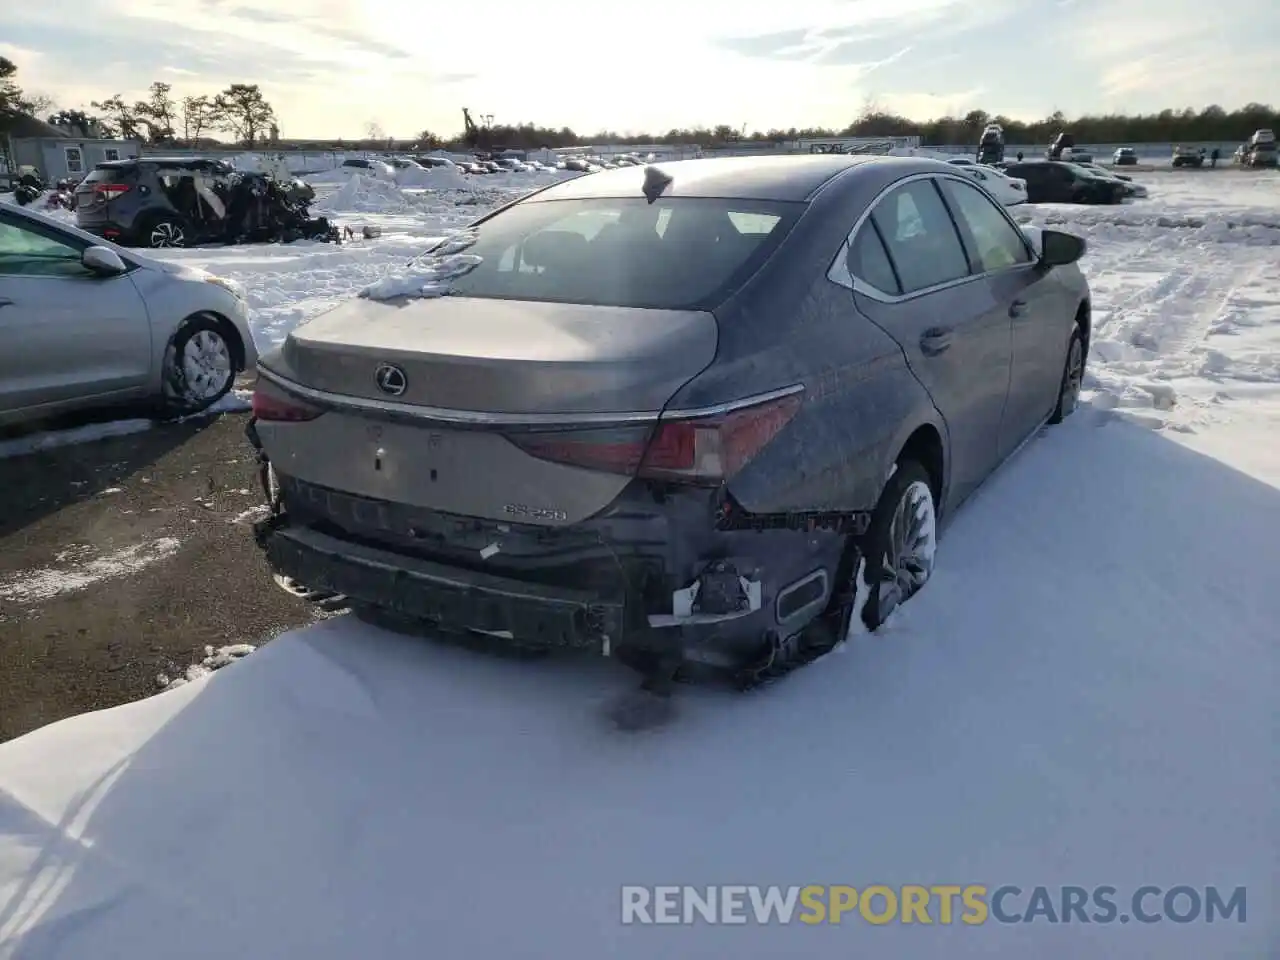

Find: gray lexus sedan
[245,154,1090,686]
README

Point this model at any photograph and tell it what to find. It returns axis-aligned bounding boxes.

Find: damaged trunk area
[259,464,847,667]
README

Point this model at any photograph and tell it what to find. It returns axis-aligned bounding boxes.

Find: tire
[848,459,939,633]
[1049,326,1085,424]
[160,314,239,417]
[146,214,187,249]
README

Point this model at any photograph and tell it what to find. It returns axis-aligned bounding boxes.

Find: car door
[936,176,1069,455]
[1006,164,1045,202]
[847,176,1013,507]
[0,210,152,415]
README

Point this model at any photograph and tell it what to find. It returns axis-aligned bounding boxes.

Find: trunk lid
[270,295,718,416]
[253,296,720,526]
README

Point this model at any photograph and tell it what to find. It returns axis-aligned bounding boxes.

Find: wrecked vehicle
[245,156,1091,698]
[74,157,337,248]
[977,123,1004,164]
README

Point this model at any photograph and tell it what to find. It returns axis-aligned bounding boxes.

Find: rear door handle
[920,326,953,356]
[0,298,13,308]
[1009,299,1027,318]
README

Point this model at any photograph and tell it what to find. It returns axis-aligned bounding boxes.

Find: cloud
[5,0,1276,138]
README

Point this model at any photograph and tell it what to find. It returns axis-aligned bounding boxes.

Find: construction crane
[462,108,504,158]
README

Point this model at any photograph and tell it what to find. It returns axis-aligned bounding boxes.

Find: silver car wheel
[150,222,185,247]
[875,480,937,620]
[180,329,233,401]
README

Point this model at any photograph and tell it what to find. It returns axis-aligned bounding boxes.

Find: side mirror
[83,245,127,276]
[1039,229,1086,268]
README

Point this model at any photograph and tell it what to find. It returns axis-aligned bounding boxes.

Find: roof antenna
[642,165,673,204]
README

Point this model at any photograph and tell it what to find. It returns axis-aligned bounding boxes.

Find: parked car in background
[1171,146,1205,168]
[1003,160,1127,204]
[1248,142,1277,167]
[1064,163,1148,198]
[1113,147,1138,165]
[977,123,1005,163]
[1,201,256,427]
[946,159,1027,205]
[246,154,1091,686]
[340,158,397,179]
[1047,132,1074,160]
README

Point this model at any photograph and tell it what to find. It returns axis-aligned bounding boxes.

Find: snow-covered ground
[0,168,1276,958]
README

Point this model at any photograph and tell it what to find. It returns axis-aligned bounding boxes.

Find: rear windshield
[442,197,804,310]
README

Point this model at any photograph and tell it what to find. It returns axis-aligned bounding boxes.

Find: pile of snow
[1,161,1279,960]
[395,163,473,191]
[317,173,417,214]
[308,161,396,185]
[360,230,482,299]
[157,643,255,690]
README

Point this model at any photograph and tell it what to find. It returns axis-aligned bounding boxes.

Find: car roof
[98,157,230,169]
[524,154,950,203]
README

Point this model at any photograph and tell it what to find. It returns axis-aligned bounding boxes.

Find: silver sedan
[0,201,257,428]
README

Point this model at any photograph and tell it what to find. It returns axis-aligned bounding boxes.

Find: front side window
[939,178,1032,272]
[0,215,87,277]
[442,197,802,310]
[869,180,969,294]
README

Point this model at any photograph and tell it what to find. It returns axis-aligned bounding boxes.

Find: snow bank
[395,164,473,191]
[318,173,417,214]
[158,643,256,690]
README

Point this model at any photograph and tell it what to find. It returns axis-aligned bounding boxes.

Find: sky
[2,0,1273,139]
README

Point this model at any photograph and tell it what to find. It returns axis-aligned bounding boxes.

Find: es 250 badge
[503,503,568,522]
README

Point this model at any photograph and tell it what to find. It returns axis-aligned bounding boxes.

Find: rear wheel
[1049,327,1085,424]
[845,460,938,634]
[147,215,187,248]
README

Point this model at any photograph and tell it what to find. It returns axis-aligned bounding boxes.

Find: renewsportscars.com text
[621,884,1247,925]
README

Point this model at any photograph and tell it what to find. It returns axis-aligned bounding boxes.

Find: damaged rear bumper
[264,523,624,649]
[256,514,784,666]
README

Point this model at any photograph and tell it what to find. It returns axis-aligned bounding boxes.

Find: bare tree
[181,95,218,141]
[135,82,178,142]
[25,92,56,115]
[213,83,276,146]
[365,121,386,141]
[91,95,142,140]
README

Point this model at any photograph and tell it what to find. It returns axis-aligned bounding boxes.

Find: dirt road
[0,412,314,743]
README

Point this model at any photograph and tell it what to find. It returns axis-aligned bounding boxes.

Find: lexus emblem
[374,363,407,397]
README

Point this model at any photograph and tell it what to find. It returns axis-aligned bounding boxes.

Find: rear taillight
[507,392,802,486]
[93,183,130,201]
[251,379,325,422]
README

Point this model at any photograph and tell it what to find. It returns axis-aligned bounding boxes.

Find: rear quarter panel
[666,172,948,514]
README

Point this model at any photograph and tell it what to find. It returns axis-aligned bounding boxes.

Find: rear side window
[848,222,900,294]
[443,197,802,310]
[869,180,969,294]
[939,178,1032,272]
[81,166,135,185]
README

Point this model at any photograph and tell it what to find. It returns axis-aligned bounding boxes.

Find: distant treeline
[399,104,1279,152]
